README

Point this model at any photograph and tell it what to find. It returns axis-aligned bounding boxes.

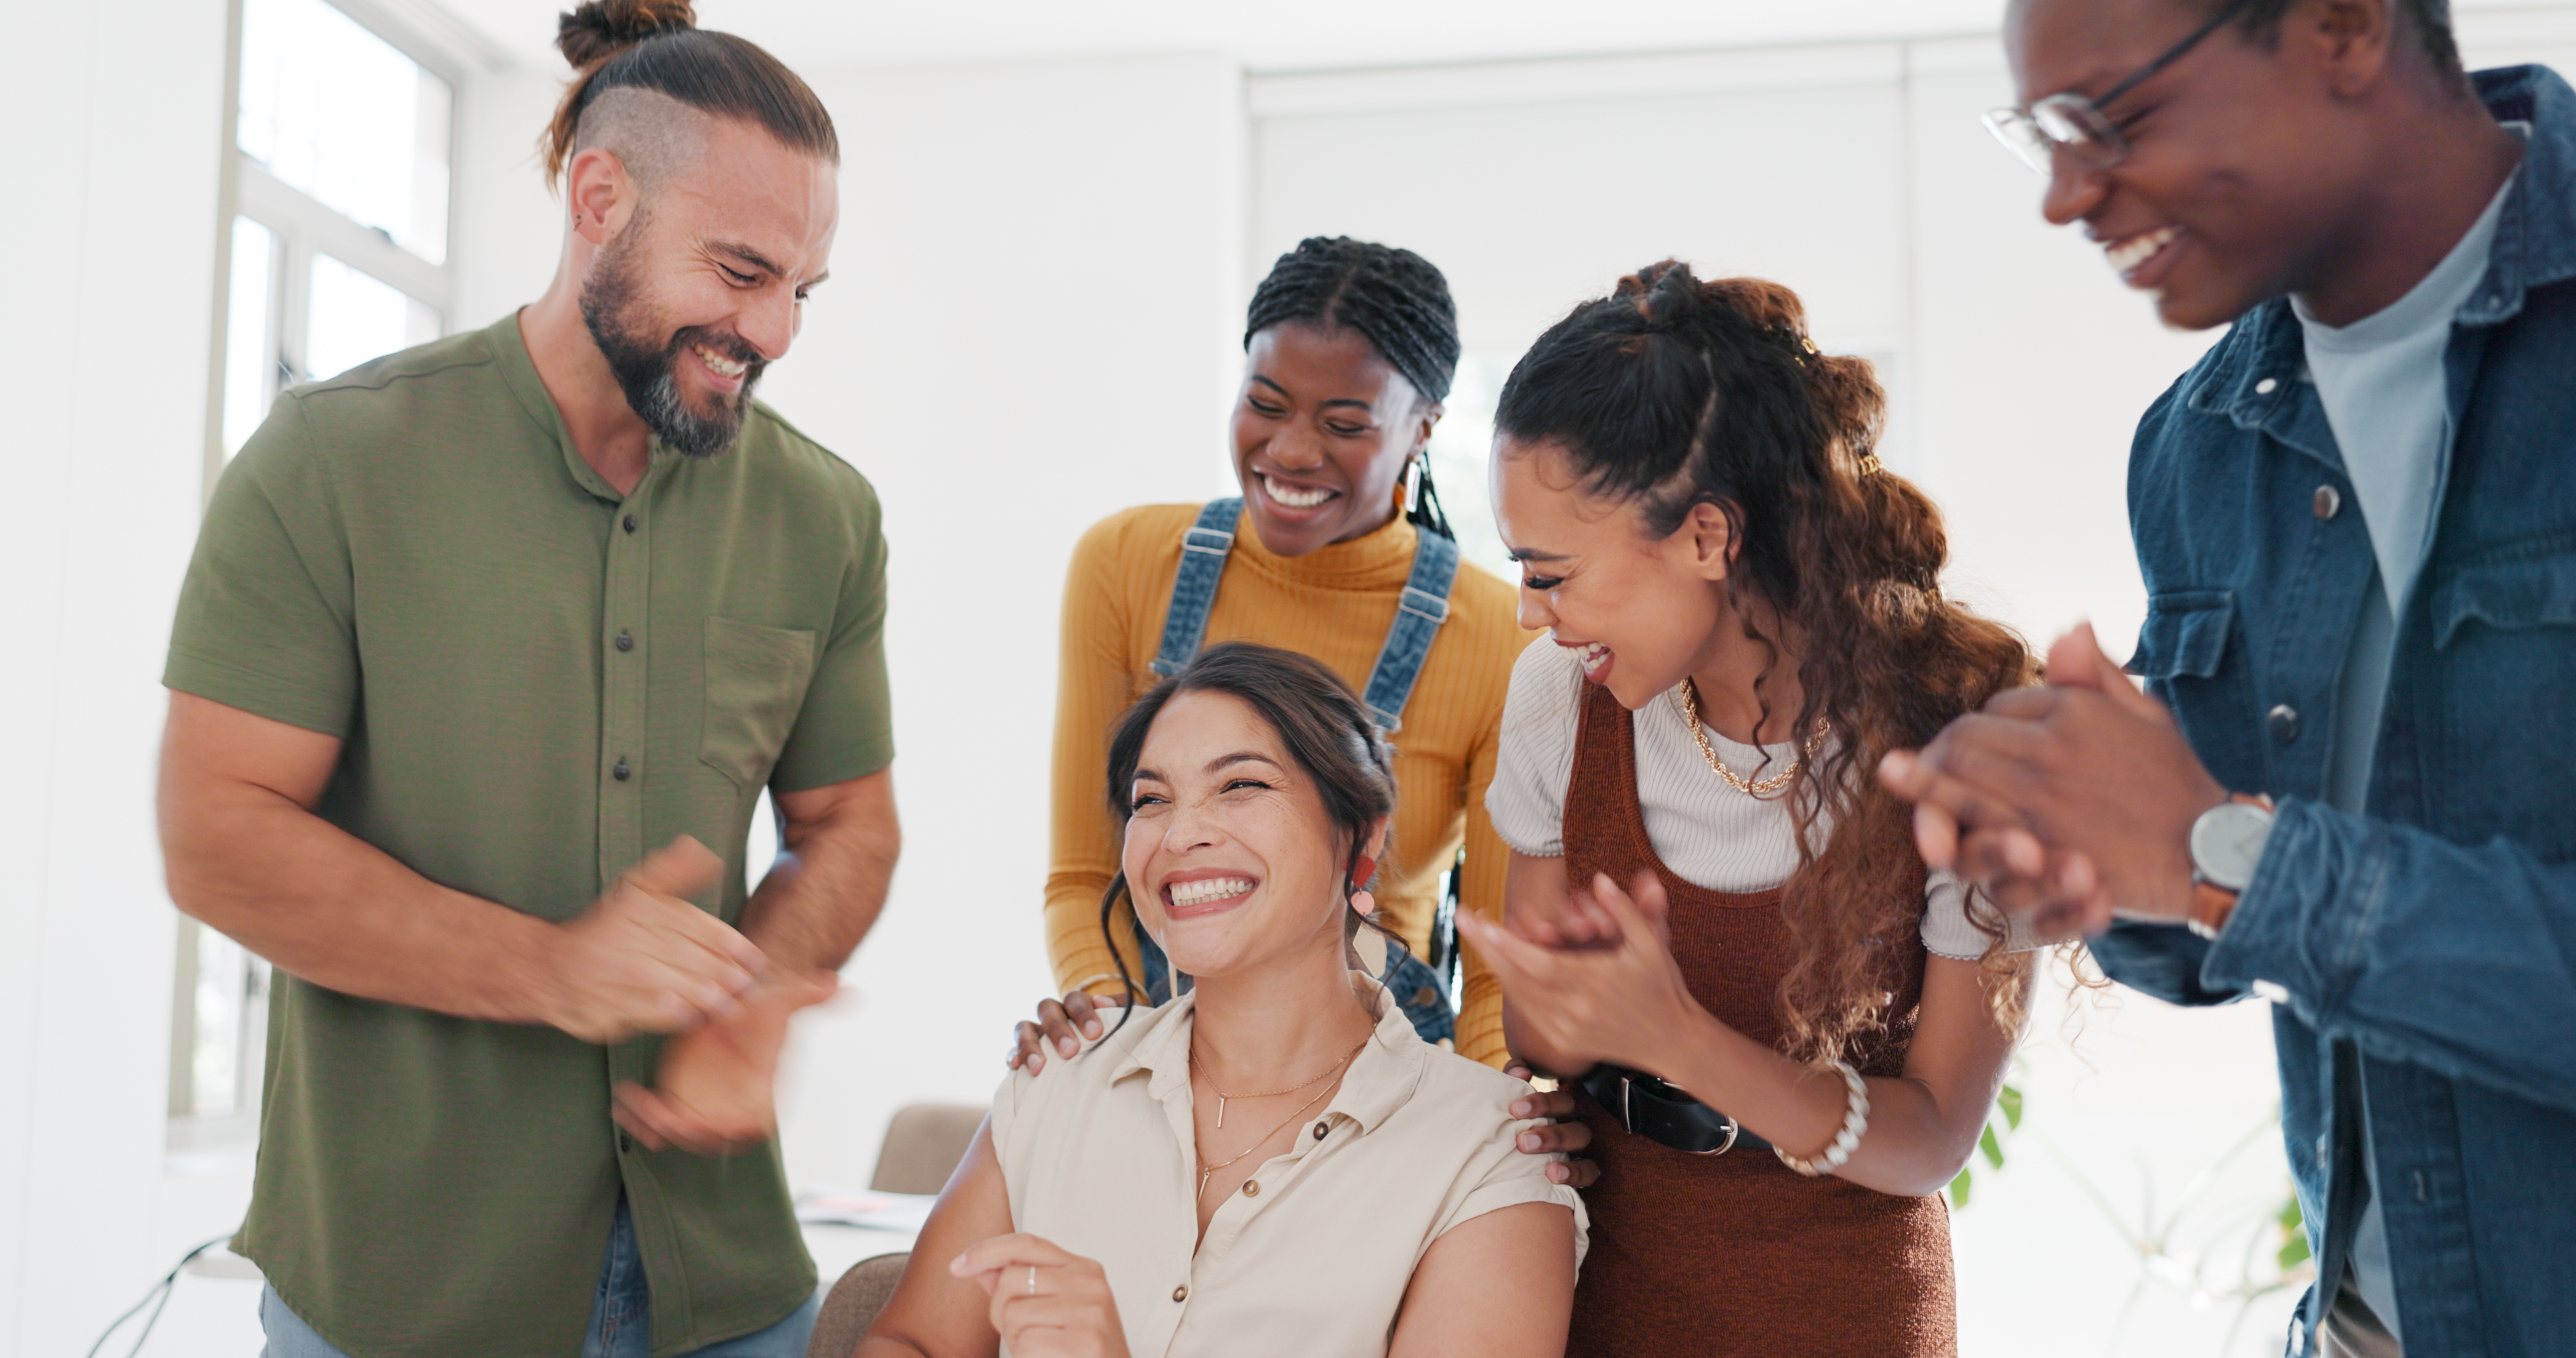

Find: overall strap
[1150,498,1243,678]
[1360,529,1459,734]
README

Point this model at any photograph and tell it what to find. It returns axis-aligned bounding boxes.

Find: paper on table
[794,1187,938,1232]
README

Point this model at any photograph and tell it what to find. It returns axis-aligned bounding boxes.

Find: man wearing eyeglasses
[1879,1,2574,1355]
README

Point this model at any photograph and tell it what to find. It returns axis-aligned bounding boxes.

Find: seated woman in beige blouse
[858,643,1585,1358]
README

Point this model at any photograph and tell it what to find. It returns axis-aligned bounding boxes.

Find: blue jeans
[260,1198,821,1357]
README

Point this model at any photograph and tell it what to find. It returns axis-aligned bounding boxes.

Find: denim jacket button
[2268,705,2301,742]
[2256,377,2280,395]
[2313,486,2341,521]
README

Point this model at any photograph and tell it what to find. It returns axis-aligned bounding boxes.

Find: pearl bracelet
[1774,1060,1870,1178]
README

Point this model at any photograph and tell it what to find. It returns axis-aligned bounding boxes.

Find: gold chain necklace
[1191,1034,1370,1129]
[1674,680,1826,798]
[1191,1035,1368,1198]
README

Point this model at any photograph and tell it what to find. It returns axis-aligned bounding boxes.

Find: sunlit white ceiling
[428,0,2014,74]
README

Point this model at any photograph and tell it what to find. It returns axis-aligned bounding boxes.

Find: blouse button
[1312,1122,1329,1140]
[1172,1284,1189,1303]
[1242,1179,1260,1197]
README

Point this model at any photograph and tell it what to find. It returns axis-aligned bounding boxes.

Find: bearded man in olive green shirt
[158,17,897,1358]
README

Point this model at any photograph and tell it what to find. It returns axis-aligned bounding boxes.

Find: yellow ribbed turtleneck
[1043,503,1530,1067]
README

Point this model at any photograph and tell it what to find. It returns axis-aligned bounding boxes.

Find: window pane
[238,0,452,262]
[191,927,250,1117]
[223,218,279,458]
[308,253,436,382]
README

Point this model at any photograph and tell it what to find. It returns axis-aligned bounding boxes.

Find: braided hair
[1244,237,1461,540]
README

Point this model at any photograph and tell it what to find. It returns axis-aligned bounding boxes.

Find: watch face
[2190,802,2274,892]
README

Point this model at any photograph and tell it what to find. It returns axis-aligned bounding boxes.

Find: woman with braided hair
[1455,262,2046,1355]
[1010,239,1591,1176]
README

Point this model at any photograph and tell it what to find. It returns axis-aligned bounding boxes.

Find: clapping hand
[1459,871,1699,1076]
[611,968,838,1156]
[1878,622,2228,936]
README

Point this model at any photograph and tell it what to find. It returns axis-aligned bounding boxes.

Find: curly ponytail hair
[542,0,837,189]
[1245,237,1462,540]
[1495,261,2036,1063]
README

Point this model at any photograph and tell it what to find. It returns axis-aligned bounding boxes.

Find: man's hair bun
[555,0,697,70]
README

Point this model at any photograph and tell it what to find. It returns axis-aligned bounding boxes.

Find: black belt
[1578,1065,1771,1156]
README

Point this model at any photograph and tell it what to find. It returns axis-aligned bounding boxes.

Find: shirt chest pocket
[701,616,818,790]
[2127,590,2263,783]
[2430,548,2576,768]
[2432,549,2576,646]
[2128,589,2236,683]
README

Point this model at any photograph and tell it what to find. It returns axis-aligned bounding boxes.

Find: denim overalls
[1132,497,1463,1044]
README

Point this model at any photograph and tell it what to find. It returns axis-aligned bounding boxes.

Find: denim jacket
[2092,64,2576,1358]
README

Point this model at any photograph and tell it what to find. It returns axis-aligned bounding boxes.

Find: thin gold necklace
[1675,679,1825,798]
[1191,1034,1370,1129]
[1191,1035,1368,1198]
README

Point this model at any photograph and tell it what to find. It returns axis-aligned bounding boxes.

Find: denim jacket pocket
[2431,549,2576,648]
[2127,590,2238,681]
[701,616,818,790]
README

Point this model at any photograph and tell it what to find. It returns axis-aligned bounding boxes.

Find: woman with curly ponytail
[1457,262,2042,1355]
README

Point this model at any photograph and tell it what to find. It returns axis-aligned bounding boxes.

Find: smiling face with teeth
[1230,323,1442,558]
[572,114,838,456]
[1491,438,1793,726]
[2005,0,2483,331]
[1122,688,1388,985]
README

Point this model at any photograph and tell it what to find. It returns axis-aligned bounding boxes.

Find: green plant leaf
[1979,1121,2005,1170]
[2275,1192,2310,1271]
[1949,1166,1972,1208]
[1997,1083,2024,1130]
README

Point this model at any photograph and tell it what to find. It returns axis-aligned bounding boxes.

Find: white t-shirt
[1484,636,2038,962]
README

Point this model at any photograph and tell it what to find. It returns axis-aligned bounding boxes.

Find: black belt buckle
[1625,1071,1740,1156]
[1579,1064,1765,1156]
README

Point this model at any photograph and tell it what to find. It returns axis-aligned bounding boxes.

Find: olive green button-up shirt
[165,313,892,1358]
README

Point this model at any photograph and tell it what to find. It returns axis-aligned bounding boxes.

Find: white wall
[0,1,232,1353]
[758,52,1250,1191]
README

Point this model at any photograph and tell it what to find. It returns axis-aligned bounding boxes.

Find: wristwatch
[2186,794,2275,940]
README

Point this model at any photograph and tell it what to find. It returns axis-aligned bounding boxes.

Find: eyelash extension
[1521,574,1565,591]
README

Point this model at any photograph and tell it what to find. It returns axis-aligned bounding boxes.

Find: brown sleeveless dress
[1562,682,1956,1357]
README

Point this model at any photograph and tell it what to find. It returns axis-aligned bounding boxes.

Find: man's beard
[579,229,767,459]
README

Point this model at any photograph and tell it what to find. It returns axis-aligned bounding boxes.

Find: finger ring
[1027,1264,1038,1295]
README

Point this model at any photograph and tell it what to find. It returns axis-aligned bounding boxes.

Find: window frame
[174,0,469,1146]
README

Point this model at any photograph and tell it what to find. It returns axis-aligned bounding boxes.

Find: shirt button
[623,514,638,534]
[613,759,631,781]
[1172,1284,1189,1303]
[1242,1179,1259,1197]
[616,629,635,652]
[2312,486,2341,521]
[2267,705,2300,743]
[1313,1122,1329,1140]
[619,1132,635,1153]
[2255,377,2279,395]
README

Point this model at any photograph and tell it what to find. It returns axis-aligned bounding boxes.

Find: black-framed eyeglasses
[1983,0,2253,175]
